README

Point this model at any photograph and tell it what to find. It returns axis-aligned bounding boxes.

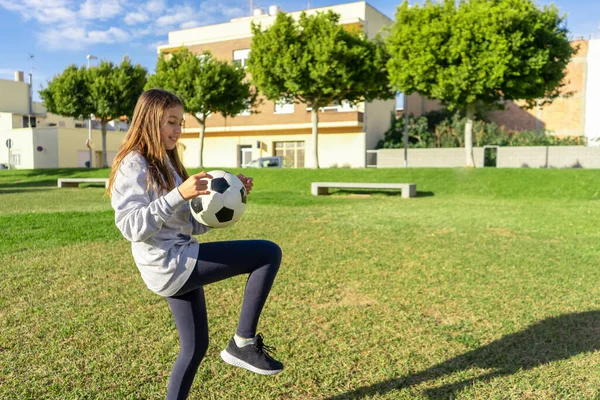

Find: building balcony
[184,104,364,135]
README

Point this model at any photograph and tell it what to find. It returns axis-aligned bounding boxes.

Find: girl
[107,89,283,400]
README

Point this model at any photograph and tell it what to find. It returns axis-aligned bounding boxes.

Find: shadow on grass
[0,187,56,194]
[0,180,58,188]
[326,310,600,399]
[329,190,434,198]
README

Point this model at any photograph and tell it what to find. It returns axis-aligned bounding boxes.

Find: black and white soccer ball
[189,170,247,228]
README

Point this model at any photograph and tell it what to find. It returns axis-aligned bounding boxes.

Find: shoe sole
[220,350,283,376]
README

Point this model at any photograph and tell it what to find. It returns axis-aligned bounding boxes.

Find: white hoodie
[111,152,209,296]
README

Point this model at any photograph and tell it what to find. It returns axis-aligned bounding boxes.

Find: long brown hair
[107,88,189,197]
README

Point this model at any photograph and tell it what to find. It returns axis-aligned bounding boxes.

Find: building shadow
[325,310,600,399]
[486,100,546,134]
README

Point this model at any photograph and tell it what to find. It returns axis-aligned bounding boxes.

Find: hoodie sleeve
[189,211,211,235]
[111,154,186,242]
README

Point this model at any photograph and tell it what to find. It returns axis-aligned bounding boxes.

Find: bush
[376,110,586,149]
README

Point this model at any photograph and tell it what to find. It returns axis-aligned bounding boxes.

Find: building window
[396,92,404,110]
[233,49,250,68]
[306,100,357,112]
[11,152,21,166]
[274,141,305,168]
[237,106,251,116]
[22,116,36,128]
[274,99,294,114]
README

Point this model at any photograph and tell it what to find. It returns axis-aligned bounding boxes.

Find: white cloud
[155,6,195,26]
[0,0,254,51]
[79,0,123,20]
[146,0,166,14]
[179,20,200,30]
[87,27,129,43]
[41,26,131,50]
[0,0,76,24]
[125,11,150,25]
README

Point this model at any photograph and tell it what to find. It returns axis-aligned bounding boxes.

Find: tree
[146,48,256,168]
[248,11,394,168]
[40,57,147,168]
[386,0,575,167]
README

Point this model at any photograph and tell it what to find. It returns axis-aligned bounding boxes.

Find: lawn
[1,167,600,399]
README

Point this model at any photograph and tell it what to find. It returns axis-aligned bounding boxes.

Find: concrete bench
[57,178,109,188]
[311,182,417,198]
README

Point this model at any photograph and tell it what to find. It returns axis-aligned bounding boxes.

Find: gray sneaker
[220,334,284,375]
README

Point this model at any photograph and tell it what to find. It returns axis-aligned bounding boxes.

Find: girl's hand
[178,172,213,200]
[237,174,254,194]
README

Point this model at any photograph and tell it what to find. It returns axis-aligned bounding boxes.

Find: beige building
[399,38,600,144]
[158,1,395,168]
[0,72,126,169]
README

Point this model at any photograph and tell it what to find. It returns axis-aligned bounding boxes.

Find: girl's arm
[112,156,186,242]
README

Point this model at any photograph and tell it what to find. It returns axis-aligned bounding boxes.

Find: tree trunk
[101,120,108,168]
[464,102,476,168]
[197,117,206,168]
[311,106,319,169]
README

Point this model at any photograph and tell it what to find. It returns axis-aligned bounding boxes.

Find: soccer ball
[189,170,247,228]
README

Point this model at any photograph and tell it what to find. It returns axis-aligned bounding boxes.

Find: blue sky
[0,0,598,101]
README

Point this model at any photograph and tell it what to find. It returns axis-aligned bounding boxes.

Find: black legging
[165,240,282,400]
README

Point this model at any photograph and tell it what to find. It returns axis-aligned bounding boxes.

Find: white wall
[364,3,393,39]
[32,128,60,168]
[0,129,34,168]
[163,2,368,47]
[585,39,600,145]
[0,112,14,130]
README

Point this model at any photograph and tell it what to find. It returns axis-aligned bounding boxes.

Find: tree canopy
[40,57,147,167]
[386,0,575,167]
[248,11,394,168]
[146,48,256,167]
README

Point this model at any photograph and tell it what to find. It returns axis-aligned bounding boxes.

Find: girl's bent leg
[187,240,282,338]
[166,287,209,400]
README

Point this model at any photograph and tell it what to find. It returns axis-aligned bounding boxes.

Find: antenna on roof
[28,54,35,125]
[250,0,253,15]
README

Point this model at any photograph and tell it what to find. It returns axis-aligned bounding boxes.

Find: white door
[241,148,253,167]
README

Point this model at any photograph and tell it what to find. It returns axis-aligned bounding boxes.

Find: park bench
[57,178,109,189]
[311,182,417,198]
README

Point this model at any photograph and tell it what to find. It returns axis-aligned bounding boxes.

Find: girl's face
[160,105,184,151]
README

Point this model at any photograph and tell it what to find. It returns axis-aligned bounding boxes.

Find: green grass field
[1,167,600,399]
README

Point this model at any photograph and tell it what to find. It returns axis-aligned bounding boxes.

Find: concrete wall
[585,39,600,144]
[375,146,600,168]
[378,148,485,168]
[497,146,600,168]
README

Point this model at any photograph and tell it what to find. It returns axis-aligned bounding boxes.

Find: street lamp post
[86,54,98,168]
